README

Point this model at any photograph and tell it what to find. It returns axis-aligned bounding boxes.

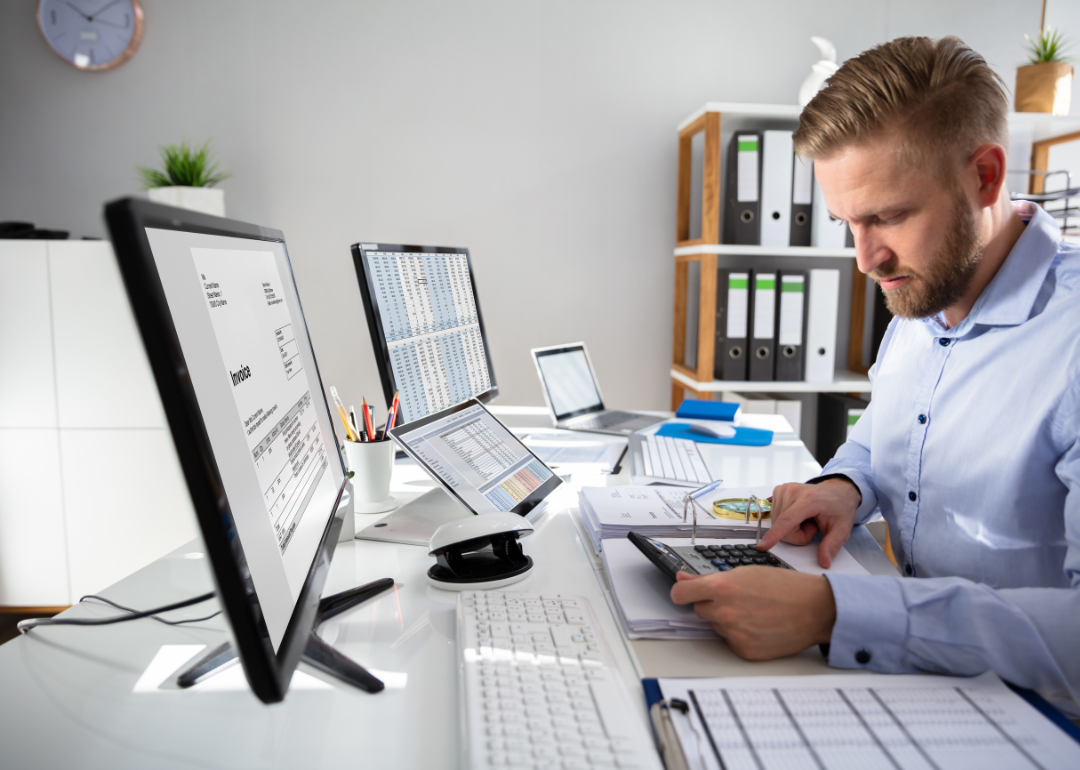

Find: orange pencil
[362,397,376,441]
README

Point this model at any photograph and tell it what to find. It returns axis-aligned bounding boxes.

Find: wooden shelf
[674,244,855,258]
[671,368,872,394]
[677,102,803,132]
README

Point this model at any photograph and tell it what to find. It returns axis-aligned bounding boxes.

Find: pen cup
[343,439,398,514]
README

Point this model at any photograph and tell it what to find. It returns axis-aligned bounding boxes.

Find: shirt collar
[927,201,1061,334]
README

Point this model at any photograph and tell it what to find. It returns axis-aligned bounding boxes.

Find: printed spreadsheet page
[655,670,1080,770]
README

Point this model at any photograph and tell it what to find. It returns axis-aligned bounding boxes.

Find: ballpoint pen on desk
[329,386,359,442]
[682,479,722,546]
[349,406,360,439]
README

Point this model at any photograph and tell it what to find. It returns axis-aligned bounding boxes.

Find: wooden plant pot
[1015,62,1074,115]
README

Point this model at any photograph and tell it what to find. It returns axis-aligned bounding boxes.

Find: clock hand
[90,17,126,29]
[65,1,92,21]
[86,0,125,20]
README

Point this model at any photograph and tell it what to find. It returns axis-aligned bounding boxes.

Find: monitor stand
[175,578,394,693]
[355,487,472,546]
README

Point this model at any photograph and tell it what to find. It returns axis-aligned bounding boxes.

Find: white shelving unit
[671,367,871,395]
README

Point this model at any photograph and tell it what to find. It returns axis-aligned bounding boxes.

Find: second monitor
[352,242,498,424]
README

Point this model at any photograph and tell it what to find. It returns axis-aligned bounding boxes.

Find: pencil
[362,397,376,442]
[329,386,359,442]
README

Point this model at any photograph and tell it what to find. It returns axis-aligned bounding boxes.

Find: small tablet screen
[390,400,561,516]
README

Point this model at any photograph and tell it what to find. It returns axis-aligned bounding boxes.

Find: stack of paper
[601,536,869,639]
[577,485,774,554]
[521,432,627,472]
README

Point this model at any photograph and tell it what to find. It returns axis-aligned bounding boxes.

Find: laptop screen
[143,227,344,652]
[534,346,604,420]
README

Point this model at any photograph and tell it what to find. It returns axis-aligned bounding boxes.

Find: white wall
[2,0,1077,413]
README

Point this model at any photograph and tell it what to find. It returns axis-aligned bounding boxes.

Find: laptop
[531,342,666,435]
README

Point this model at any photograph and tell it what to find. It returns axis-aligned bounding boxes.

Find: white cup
[343,439,398,514]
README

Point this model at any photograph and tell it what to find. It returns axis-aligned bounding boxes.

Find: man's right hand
[756,479,862,568]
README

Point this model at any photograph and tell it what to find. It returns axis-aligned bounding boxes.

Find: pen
[349,406,359,436]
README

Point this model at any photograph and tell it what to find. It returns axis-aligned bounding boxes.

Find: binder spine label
[753,274,776,338]
[779,276,805,346]
[736,137,759,202]
[793,155,813,205]
[726,273,749,338]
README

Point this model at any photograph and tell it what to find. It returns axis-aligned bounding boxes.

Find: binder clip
[682,480,722,546]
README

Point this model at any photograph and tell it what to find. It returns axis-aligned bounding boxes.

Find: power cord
[17,591,219,634]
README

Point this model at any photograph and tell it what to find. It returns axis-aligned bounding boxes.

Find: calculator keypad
[673,543,792,573]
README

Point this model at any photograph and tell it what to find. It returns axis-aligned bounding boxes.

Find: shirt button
[855,650,872,664]
[939,338,951,347]
[905,564,914,575]
[918,414,927,424]
[908,491,917,501]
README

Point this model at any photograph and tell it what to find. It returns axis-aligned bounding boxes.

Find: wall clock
[36,0,144,71]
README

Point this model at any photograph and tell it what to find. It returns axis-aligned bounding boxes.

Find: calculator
[627,531,792,581]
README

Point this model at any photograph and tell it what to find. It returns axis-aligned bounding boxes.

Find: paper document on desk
[601,536,867,639]
[649,670,1080,769]
[521,432,626,471]
[577,485,774,554]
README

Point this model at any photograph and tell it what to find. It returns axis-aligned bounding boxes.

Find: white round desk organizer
[427,513,534,591]
[343,439,398,514]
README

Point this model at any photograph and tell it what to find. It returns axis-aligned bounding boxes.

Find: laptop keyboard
[573,411,638,431]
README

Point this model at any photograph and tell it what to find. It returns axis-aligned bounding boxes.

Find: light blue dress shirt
[821,203,1080,715]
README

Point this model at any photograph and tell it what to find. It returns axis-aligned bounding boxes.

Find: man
[671,35,1080,714]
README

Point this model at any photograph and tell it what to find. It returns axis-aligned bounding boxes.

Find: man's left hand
[670,567,837,660]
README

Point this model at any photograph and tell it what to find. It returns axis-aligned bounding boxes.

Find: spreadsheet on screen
[365,250,492,422]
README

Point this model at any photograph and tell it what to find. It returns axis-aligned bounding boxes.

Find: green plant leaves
[136,139,232,188]
[1024,27,1073,64]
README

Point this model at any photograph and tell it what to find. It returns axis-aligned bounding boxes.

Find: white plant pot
[147,186,226,217]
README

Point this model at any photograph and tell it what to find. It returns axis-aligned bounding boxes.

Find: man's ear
[969,143,1007,209]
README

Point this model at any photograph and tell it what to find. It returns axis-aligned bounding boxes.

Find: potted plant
[1015,26,1074,115]
[137,139,232,217]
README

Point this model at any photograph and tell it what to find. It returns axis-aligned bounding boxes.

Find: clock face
[36,0,144,71]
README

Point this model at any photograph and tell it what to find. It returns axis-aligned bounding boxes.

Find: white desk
[0,407,895,768]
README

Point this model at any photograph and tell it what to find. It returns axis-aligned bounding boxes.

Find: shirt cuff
[812,468,879,524]
[824,574,909,672]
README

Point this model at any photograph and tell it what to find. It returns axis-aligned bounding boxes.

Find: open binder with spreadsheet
[351,242,498,425]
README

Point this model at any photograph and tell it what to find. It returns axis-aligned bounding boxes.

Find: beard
[871,193,985,320]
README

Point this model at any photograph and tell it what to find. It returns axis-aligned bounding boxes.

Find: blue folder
[656,422,773,447]
[674,400,739,421]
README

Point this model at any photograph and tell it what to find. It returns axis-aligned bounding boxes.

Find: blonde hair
[793,36,1009,178]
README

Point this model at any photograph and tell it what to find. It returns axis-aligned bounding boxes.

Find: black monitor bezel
[350,242,498,424]
[389,399,562,518]
[532,344,607,422]
[104,197,347,704]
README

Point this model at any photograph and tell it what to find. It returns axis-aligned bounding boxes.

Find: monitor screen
[352,244,497,424]
[534,346,604,419]
[143,226,344,652]
[390,400,560,516]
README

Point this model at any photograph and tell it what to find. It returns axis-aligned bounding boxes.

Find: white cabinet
[0,241,198,607]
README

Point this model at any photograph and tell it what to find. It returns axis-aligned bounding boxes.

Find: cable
[17,591,217,634]
[81,594,222,626]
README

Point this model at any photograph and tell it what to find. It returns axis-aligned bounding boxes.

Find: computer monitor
[350,242,498,424]
[390,399,561,518]
[105,198,366,704]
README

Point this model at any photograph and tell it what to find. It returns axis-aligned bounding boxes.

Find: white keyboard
[628,433,711,487]
[457,591,661,770]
